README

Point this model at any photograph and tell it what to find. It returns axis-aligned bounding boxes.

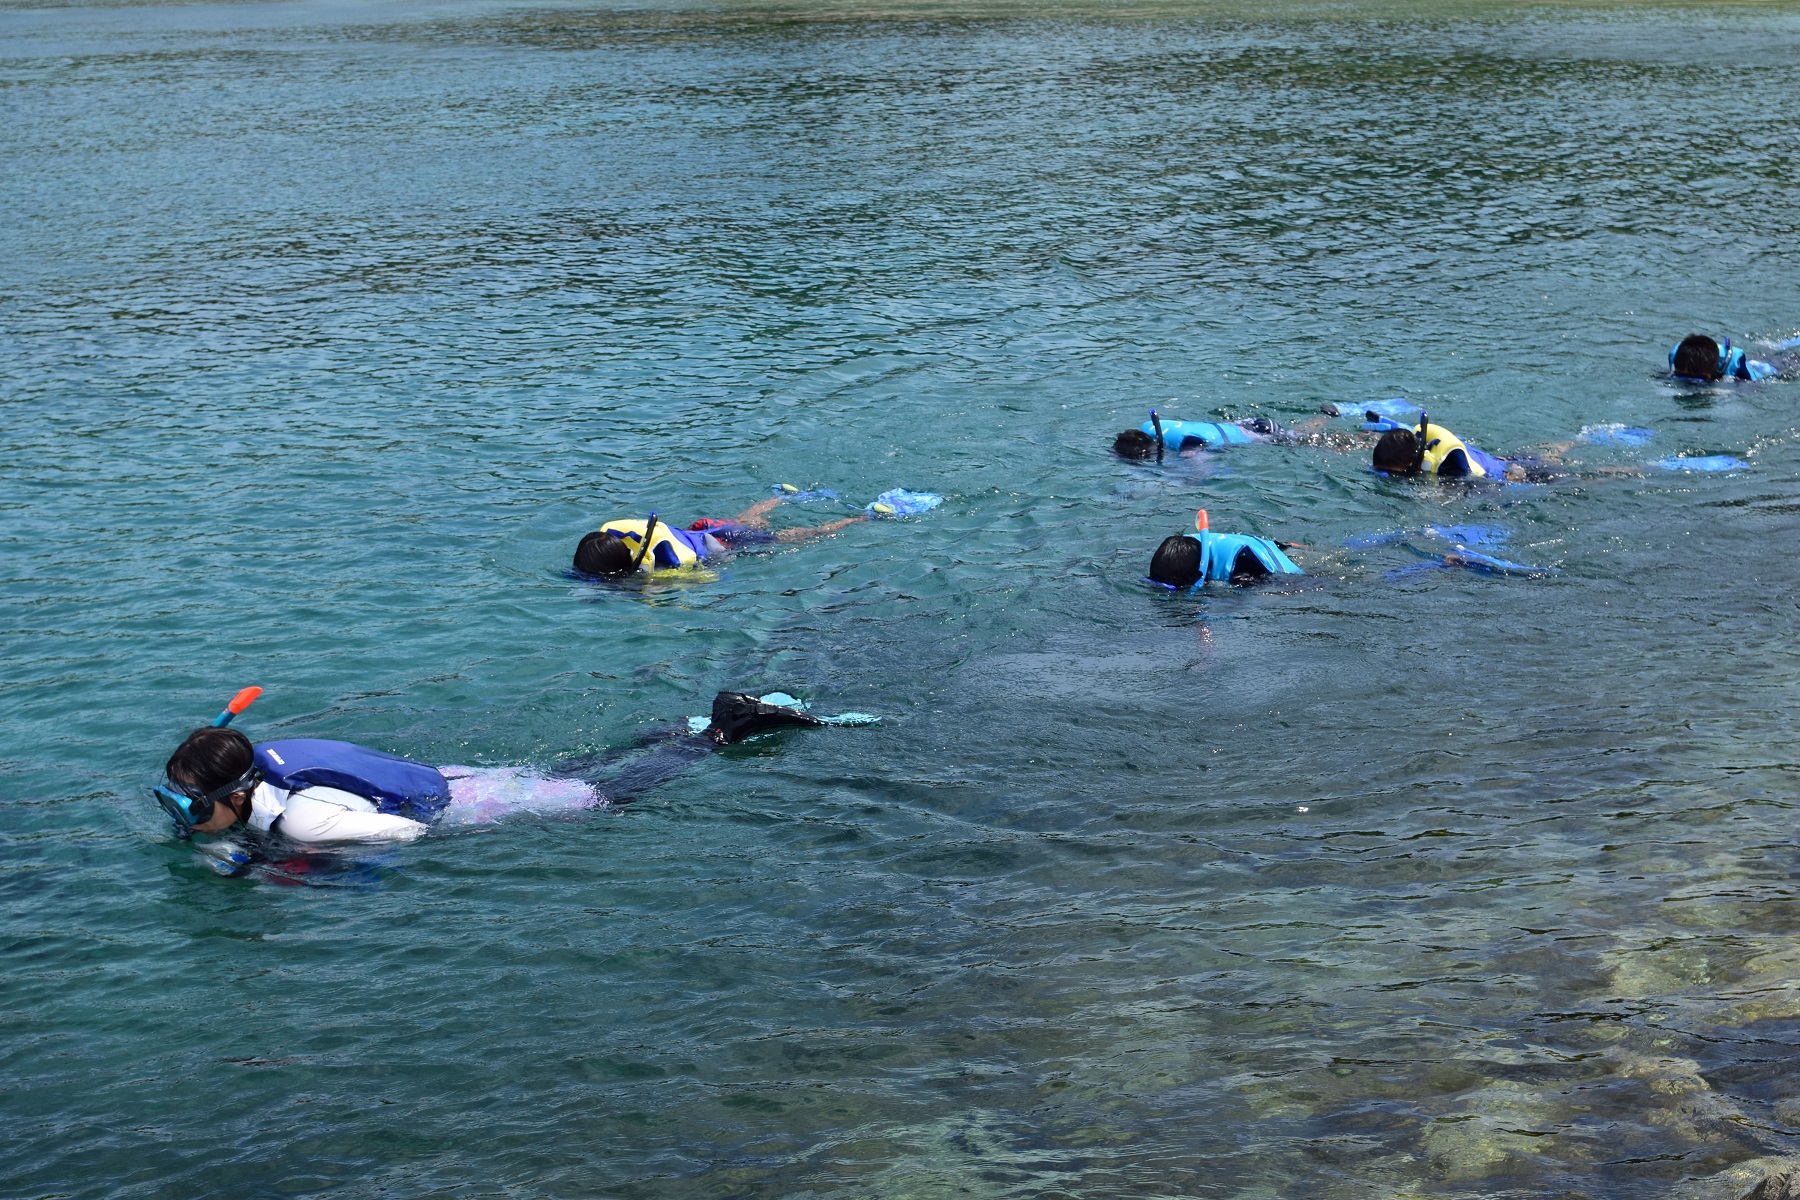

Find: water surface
[5,0,1800,1195]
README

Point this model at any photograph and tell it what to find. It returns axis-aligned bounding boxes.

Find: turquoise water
[6,0,1800,1194]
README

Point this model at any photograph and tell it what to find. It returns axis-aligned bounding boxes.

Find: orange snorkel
[212,686,263,728]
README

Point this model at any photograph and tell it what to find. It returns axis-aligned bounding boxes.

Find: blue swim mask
[153,766,263,838]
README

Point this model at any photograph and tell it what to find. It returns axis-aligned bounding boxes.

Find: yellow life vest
[599,519,701,570]
[1417,422,1488,479]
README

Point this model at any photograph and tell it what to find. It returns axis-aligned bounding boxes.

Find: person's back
[1114,416,1293,459]
[1147,512,1302,588]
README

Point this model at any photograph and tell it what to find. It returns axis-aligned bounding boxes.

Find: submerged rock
[1743,1171,1800,1200]
[1667,1155,1800,1200]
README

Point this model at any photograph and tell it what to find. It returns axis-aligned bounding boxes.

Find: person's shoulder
[246,781,287,831]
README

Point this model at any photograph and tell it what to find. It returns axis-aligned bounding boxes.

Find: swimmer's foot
[706,691,825,745]
[863,488,943,517]
[771,484,840,503]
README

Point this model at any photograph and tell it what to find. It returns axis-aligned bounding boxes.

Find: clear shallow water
[5,0,1800,1195]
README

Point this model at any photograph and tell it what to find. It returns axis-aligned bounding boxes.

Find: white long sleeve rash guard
[246,781,430,843]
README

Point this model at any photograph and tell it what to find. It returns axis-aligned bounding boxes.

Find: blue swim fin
[1654,455,1748,473]
[865,489,943,517]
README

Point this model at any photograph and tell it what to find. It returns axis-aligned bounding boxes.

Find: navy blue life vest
[254,739,451,823]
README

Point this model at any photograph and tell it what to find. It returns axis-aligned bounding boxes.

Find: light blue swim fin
[1654,455,1748,472]
[1580,424,1656,448]
[865,489,942,517]
[772,484,840,503]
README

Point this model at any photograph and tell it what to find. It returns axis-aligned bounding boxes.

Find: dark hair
[1113,429,1156,459]
[573,531,635,576]
[1373,429,1420,474]
[166,726,254,794]
[1149,535,1203,588]
[1673,334,1723,381]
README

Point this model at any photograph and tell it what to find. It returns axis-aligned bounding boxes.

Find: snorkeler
[1370,413,1562,483]
[1146,509,1303,590]
[1667,333,1788,383]
[1113,409,1313,460]
[573,488,940,577]
[153,688,842,845]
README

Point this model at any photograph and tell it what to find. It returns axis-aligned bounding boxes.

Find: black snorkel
[1149,409,1165,464]
[631,512,659,571]
[1413,411,1429,475]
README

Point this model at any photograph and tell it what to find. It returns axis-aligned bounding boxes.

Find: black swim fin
[707,692,825,745]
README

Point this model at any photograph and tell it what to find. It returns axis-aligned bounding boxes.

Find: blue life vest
[1198,532,1302,583]
[1139,418,1258,451]
[1668,340,1775,382]
[254,739,451,823]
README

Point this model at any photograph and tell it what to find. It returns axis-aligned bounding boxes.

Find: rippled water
[5,0,1800,1195]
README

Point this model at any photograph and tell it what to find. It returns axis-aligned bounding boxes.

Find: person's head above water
[1373,428,1422,475]
[573,530,636,577]
[164,726,259,834]
[1149,534,1204,589]
[1113,429,1157,460]
[1672,334,1724,381]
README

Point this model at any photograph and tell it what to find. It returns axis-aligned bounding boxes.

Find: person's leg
[775,515,866,543]
[564,693,822,805]
[584,736,719,804]
[729,497,785,527]
[549,724,688,777]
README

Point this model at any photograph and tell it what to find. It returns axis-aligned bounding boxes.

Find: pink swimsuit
[435,766,605,826]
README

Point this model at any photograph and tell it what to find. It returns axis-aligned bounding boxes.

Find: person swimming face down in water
[572,496,867,577]
[1370,423,1564,483]
[1669,333,1786,383]
[1113,417,1298,459]
[158,693,829,845]
[1145,510,1303,589]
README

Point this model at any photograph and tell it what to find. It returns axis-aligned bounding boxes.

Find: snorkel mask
[153,686,264,839]
[154,767,264,838]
